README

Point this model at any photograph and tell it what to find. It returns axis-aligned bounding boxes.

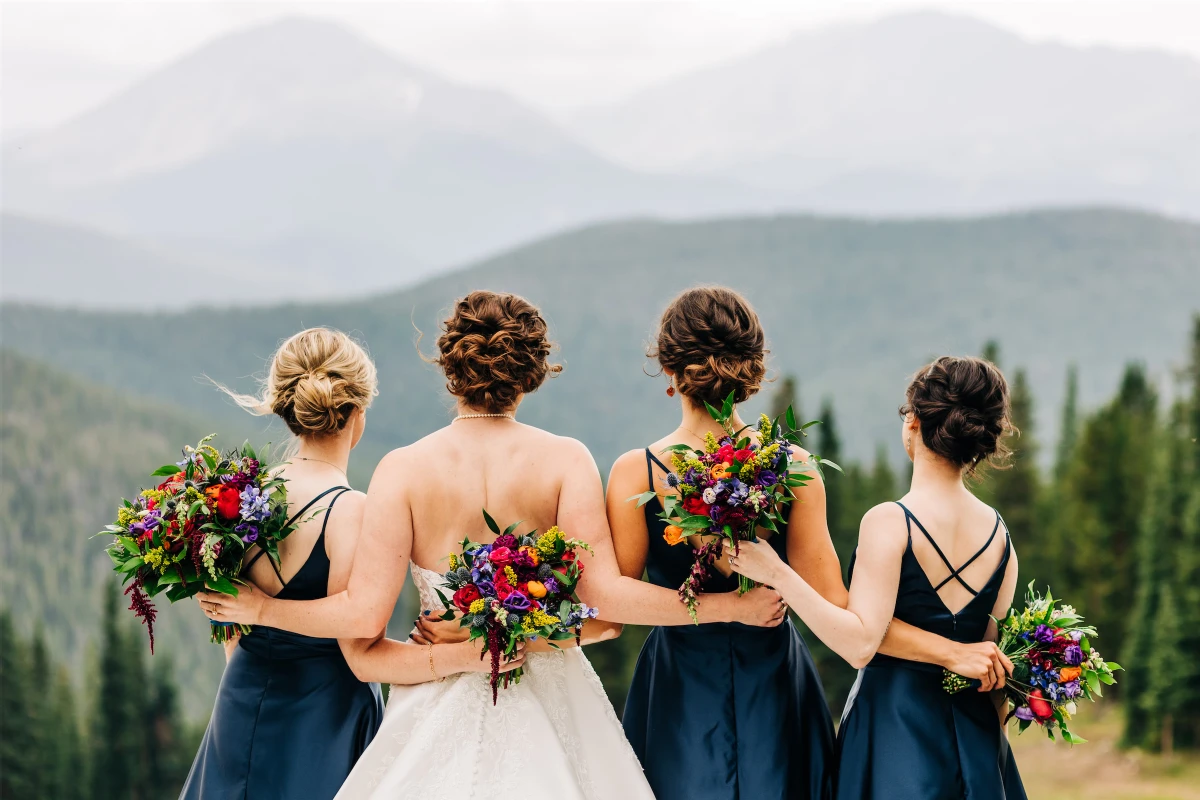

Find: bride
[199,290,786,799]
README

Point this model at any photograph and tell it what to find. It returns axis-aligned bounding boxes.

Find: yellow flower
[117,507,138,528]
[537,526,565,556]
[504,566,519,585]
[526,580,548,598]
[528,609,559,627]
[711,463,731,480]
[468,599,486,614]
[759,413,772,433]
[143,547,169,573]
[448,553,459,570]
[703,432,719,454]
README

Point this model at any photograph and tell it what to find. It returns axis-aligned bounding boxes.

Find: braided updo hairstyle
[219,328,377,437]
[901,356,1014,474]
[434,290,562,412]
[650,286,767,408]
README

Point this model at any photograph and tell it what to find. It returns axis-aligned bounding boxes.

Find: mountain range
[3,208,1196,472]
[3,12,1198,309]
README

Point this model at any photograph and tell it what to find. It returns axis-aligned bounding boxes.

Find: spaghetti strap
[285,485,350,528]
[933,511,1001,591]
[644,449,672,492]
[895,501,1004,596]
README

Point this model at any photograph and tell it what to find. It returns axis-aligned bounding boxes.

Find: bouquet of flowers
[436,511,597,704]
[943,583,1121,743]
[100,435,297,650]
[632,392,838,622]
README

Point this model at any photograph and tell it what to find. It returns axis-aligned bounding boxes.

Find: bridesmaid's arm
[784,450,848,607]
[729,502,908,668]
[565,440,786,628]
[199,449,417,638]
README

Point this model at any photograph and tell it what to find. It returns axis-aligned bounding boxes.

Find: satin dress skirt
[180,628,383,800]
[623,618,835,800]
[835,658,1027,800]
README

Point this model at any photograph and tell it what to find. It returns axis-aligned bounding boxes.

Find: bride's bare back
[400,419,578,570]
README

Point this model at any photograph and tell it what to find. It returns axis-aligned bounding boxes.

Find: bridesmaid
[606,287,838,799]
[181,328,384,800]
[729,356,1028,800]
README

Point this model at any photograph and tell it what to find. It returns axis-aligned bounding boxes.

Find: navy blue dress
[623,450,835,800]
[835,502,1027,800]
[181,487,383,800]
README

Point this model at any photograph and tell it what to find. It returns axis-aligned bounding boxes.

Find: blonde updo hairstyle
[221,328,378,437]
[649,286,767,408]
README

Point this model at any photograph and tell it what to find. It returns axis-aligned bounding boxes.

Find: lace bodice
[410,562,451,614]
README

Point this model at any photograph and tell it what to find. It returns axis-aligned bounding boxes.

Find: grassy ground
[1013,708,1200,800]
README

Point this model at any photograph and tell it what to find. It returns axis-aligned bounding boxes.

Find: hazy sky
[4,0,1200,137]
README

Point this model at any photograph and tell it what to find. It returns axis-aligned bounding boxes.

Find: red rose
[683,496,711,516]
[717,444,735,462]
[453,585,482,612]
[496,582,515,601]
[733,448,753,463]
[1027,689,1054,720]
[562,550,584,575]
[489,547,514,567]
[216,486,241,521]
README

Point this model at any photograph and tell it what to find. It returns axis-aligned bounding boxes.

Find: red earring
[666,384,676,397]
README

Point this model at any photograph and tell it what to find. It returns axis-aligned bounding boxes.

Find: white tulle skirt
[335,647,653,800]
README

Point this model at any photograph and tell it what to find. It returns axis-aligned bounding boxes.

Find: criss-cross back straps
[895,501,1001,596]
[242,485,350,582]
[645,449,672,492]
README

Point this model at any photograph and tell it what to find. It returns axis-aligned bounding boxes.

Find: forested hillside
[3,209,1197,473]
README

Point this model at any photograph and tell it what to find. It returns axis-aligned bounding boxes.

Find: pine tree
[983,369,1042,580]
[1055,364,1157,661]
[47,666,87,800]
[816,399,853,563]
[869,445,899,505]
[29,625,54,800]
[0,610,36,799]
[1055,365,1080,481]
[90,582,142,800]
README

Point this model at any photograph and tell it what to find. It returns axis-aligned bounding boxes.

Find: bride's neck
[679,401,746,440]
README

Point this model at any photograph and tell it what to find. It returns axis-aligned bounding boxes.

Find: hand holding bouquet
[943,583,1121,744]
[632,392,838,622]
[100,435,296,650]
[436,511,597,704]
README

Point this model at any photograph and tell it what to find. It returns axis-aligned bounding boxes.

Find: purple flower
[709,504,730,523]
[756,471,778,488]
[1013,706,1036,722]
[1064,643,1084,666]
[683,468,702,486]
[235,523,259,543]
[543,576,560,594]
[475,579,496,598]
[239,486,271,522]
[726,479,749,506]
[494,533,518,550]
[502,591,530,611]
[471,563,494,583]
[1033,624,1055,644]
[1062,679,1082,698]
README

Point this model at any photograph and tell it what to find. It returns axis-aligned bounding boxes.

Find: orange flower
[518,545,540,566]
[205,486,223,502]
[1058,666,1082,683]
[711,463,732,480]
[663,525,686,546]
[526,580,548,599]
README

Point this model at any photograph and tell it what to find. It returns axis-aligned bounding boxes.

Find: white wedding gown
[335,563,655,800]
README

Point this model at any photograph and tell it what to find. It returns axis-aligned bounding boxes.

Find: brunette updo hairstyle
[650,286,767,408]
[219,327,377,438]
[434,290,562,413]
[900,356,1014,474]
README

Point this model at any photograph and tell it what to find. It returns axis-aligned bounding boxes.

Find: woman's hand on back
[722,586,787,627]
[409,611,471,646]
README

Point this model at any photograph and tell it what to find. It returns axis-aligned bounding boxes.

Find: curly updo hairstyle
[650,286,767,408]
[219,327,378,438]
[434,291,562,413]
[900,356,1014,474]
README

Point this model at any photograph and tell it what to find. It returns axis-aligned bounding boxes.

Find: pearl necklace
[452,413,515,422]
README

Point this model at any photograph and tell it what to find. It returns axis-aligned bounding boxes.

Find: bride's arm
[730,502,907,668]
[199,449,416,638]
[565,439,786,627]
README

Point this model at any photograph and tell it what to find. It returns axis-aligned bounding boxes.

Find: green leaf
[1061,729,1088,745]
[721,391,735,419]
[817,457,844,474]
[201,450,218,471]
[118,557,145,574]
[242,440,257,461]
[704,400,723,422]
[503,521,521,537]
[151,464,181,477]
[207,576,238,596]
[482,509,501,535]
[628,491,658,508]
[785,405,797,431]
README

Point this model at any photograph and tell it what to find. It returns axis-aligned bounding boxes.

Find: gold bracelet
[428,643,436,679]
